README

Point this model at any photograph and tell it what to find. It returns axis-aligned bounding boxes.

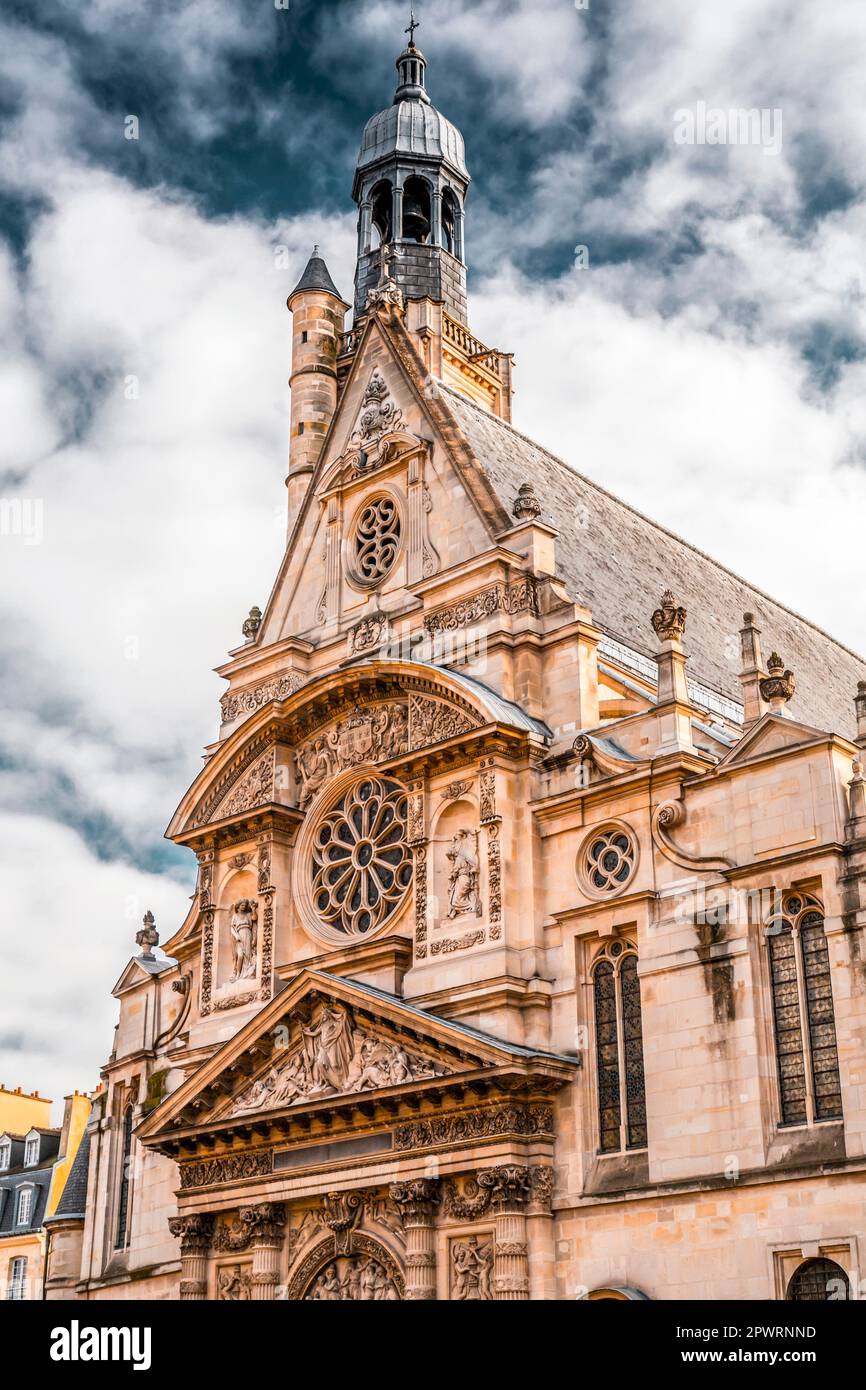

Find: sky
[2,0,866,1111]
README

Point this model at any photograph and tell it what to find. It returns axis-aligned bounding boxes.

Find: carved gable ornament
[347,369,406,472]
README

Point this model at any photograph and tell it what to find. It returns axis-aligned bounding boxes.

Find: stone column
[168,1213,214,1301]
[480,1165,531,1301]
[390,1179,440,1301]
[526,1166,555,1301]
[240,1201,286,1302]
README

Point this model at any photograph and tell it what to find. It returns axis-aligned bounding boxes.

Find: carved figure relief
[408,694,477,750]
[228,1000,445,1115]
[217,1265,252,1300]
[211,748,276,823]
[229,899,258,982]
[294,703,408,807]
[450,1237,493,1300]
[446,828,482,918]
[305,1254,400,1301]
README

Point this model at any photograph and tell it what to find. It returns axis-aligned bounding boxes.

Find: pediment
[137,969,577,1148]
[715,712,830,770]
[256,308,511,651]
[165,661,518,841]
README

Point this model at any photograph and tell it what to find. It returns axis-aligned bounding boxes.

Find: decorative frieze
[220,672,307,725]
[178,1150,273,1190]
[423,578,540,635]
[430,929,485,955]
[394,1103,554,1152]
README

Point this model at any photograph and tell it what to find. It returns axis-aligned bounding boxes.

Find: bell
[402,192,430,244]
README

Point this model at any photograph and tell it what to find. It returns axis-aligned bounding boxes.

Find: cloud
[0,815,192,1104]
[2,0,866,1105]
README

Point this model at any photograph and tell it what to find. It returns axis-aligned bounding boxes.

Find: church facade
[47,33,866,1303]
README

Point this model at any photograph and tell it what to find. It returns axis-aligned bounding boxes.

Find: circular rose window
[310,777,412,938]
[352,496,401,584]
[579,825,637,896]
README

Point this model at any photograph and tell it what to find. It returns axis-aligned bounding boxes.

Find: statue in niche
[451,1237,493,1300]
[217,1265,251,1300]
[229,899,258,982]
[446,829,482,918]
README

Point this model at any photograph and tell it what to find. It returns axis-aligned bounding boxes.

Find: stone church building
[47,33,866,1302]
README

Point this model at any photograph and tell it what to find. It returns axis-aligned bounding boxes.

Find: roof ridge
[437,381,866,668]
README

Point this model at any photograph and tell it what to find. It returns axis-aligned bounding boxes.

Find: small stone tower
[351,30,470,322]
[286,248,349,529]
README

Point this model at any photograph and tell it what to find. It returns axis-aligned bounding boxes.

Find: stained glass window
[593,946,647,1153]
[115,1104,134,1249]
[768,895,841,1128]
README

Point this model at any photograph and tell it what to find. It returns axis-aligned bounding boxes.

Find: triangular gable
[112,954,176,997]
[137,968,576,1145]
[715,711,835,772]
[256,305,512,648]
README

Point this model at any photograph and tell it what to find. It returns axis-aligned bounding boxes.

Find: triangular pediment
[137,969,576,1147]
[257,307,511,649]
[715,712,831,770]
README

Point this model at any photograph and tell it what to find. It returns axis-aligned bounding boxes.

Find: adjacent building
[0,1087,90,1299]
[53,30,866,1302]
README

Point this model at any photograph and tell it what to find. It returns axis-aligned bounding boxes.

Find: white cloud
[0,816,191,1110]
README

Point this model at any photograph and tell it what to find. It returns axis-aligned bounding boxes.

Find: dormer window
[0,1139,10,1171]
[23,1135,39,1166]
[15,1187,33,1226]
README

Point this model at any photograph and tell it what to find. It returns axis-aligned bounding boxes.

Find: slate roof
[307,970,579,1067]
[0,1160,54,1235]
[288,251,344,302]
[46,1129,91,1223]
[440,384,866,741]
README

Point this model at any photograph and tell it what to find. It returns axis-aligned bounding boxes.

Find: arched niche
[431,797,483,927]
[286,1232,405,1302]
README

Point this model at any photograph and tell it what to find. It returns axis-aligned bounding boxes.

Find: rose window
[353,497,401,582]
[311,777,412,937]
[582,828,636,894]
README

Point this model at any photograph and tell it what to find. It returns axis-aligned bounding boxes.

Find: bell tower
[351,20,470,322]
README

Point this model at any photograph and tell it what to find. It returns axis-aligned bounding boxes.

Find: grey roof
[46,1129,91,1223]
[440,384,866,741]
[306,970,578,1067]
[357,100,468,181]
[0,1161,54,1235]
[288,251,344,301]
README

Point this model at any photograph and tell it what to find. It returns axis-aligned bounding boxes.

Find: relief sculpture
[294,702,408,806]
[229,1000,445,1114]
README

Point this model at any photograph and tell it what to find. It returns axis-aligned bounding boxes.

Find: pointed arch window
[766,893,842,1127]
[115,1103,135,1249]
[592,943,647,1153]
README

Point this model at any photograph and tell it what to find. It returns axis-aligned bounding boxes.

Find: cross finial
[405,8,419,45]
